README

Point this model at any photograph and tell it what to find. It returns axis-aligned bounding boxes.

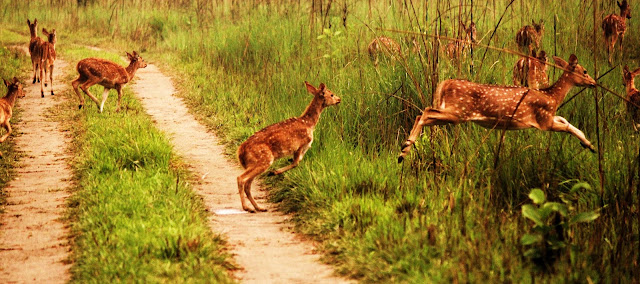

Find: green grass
[1,0,638,282]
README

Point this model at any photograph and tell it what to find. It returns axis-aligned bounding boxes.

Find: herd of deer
[0,2,637,212]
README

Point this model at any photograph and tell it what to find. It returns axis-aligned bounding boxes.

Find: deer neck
[626,78,637,95]
[29,29,37,39]
[545,72,576,106]
[125,63,139,81]
[4,89,19,106]
[299,96,325,128]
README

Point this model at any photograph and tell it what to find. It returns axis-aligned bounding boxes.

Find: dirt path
[0,48,71,283]
[132,64,349,283]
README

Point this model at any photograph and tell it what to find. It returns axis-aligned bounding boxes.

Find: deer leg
[49,64,54,96]
[237,165,269,213]
[271,144,310,175]
[550,116,595,153]
[80,79,102,111]
[99,88,111,113]
[398,109,461,162]
[39,63,45,98]
[72,78,86,109]
[32,62,38,84]
[0,121,11,143]
[115,85,123,112]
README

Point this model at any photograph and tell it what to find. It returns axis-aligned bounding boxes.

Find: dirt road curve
[0,49,71,283]
[132,64,349,283]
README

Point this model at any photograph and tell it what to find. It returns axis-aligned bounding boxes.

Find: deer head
[305,81,341,107]
[623,65,640,90]
[532,19,544,34]
[126,51,148,69]
[460,21,477,43]
[618,0,631,19]
[42,28,56,45]
[27,18,38,38]
[3,77,25,98]
[552,54,596,87]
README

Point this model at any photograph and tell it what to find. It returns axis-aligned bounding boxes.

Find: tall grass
[2,0,638,282]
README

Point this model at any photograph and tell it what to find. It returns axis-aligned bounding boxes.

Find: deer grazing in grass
[367,36,402,67]
[444,21,477,60]
[515,20,544,55]
[398,54,597,163]
[39,28,56,98]
[0,78,25,157]
[602,0,632,65]
[623,65,640,131]
[513,50,549,89]
[27,18,44,84]
[236,82,341,212]
[72,51,147,113]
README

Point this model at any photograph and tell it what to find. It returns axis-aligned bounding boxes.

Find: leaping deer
[71,51,147,113]
[237,82,341,212]
[0,77,25,157]
[398,54,597,163]
[602,0,632,64]
[27,18,44,85]
[39,28,56,98]
[623,65,640,131]
[515,20,544,55]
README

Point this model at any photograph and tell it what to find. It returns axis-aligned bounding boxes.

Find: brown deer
[515,20,544,55]
[27,18,44,84]
[513,50,549,89]
[398,54,597,163]
[444,21,477,60]
[0,77,25,157]
[71,51,147,113]
[236,82,341,212]
[602,0,632,64]
[367,36,402,67]
[39,28,56,98]
[623,65,640,131]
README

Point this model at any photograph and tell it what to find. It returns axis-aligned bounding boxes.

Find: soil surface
[132,64,350,283]
[0,48,72,283]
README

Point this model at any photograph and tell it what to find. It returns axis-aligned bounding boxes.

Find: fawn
[398,54,597,163]
[39,28,56,98]
[72,51,147,113]
[0,78,25,157]
[602,0,631,64]
[513,50,549,89]
[367,36,402,67]
[236,82,341,212]
[623,65,640,131]
[27,18,44,85]
[515,20,544,55]
[444,21,477,60]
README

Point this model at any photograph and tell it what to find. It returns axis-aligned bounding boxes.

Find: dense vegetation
[2,0,639,282]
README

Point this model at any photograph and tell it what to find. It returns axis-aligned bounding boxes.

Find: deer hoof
[267,171,275,176]
[51,91,55,96]
[41,92,44,98]
[78,104,83,110]
[32,78,36,84]
[397,155,405,163]
[44,83,47,87]
[256,207,267,212]
[582,143,596,153]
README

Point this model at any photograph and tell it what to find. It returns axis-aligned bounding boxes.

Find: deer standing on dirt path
[513,50,549,89]
[27,18,43,85]
[367,36,402,67]
[602,0,632,65]
[39,28,56,98]
[71,51,147,113]
[0,77,25,157]
[444,21,477,60]
[623,65,640,131]
[515,20,544,55]
[398,54,597,163]
[236,82,341,213]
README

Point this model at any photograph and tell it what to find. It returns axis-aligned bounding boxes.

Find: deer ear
[552,56,568,68]
[34,18,37,24]
[632,67,640,76]
[3,78,8,88]
[305,81,317,95]
[618,1,622,8]
[568,54,578,68]
[27,19,31,25]
[133,50,138,56]
[318,83,326,92]
[126,52,134,60]
[42,28,49,36]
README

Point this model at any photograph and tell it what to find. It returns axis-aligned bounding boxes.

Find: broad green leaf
[529,189,545,204]
[521,233,542,245]
[317,35,326,40]
[570,211,600,224]
[571,182,592,193]
[543,202,569,216]
[522,204,543,226]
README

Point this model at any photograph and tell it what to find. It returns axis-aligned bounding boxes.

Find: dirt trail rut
[132,64,349,283]
[0,50,71,283]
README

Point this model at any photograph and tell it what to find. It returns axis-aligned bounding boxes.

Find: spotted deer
[237,82,341,212]
[444,21,477,60]
[602,0,631,64]
[515,20,544,55]
[398,54,597,163]
[623,65,640,131]
[39,28,56,98]
[513,50,549,89]
[71,51,147,113]
[0,78,25,157]
[27,18,44,84]
[367,36,402,67]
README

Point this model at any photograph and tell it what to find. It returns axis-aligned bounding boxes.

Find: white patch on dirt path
[0,48,71,283]
[132,64,350,283]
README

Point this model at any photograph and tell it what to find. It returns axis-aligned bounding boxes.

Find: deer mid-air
[398,54,597,163]
[0,78,25,157]
[236,81,341,212]
[513,50,549,89]
[367,36,402,67]
[39,28,56,98]
[444,21,477,60]
[623,65,640,131]
[515,20,544,55]
[72,51,147,113]
[27,18,44,84]
[602,0,632,64]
